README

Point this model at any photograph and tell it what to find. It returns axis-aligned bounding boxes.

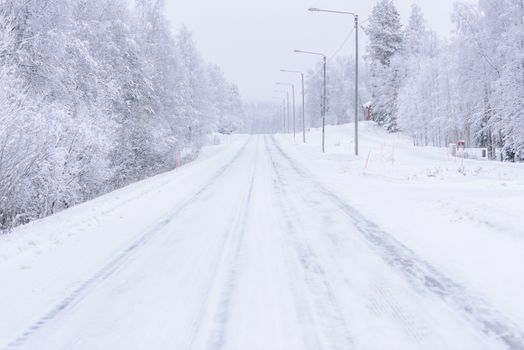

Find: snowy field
[1,124,524,350]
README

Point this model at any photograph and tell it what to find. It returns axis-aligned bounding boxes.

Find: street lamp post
[308,8,359,156]
[295,50,327,153]
[277,90,290,133]
[276,82,296,140]
[273,90,288,133]
[272,96,286,133]
[286,91,290,133]
[282,99,285,133]
[281,69,306,144]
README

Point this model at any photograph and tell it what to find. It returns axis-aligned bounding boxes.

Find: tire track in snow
[1,139,252,350]
[270,135,524,350]
[204,136,259,350]
[366,282,433,344]
[265,136,354,350]
[183,147,256,348]
[180,137,259,350]
[264,136,323,350]
[267,141,435,346]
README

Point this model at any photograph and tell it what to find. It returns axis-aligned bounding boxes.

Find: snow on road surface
[1,127,524,350]
[276,122,524,333]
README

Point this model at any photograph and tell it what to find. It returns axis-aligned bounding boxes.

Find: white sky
[165,0,461,101]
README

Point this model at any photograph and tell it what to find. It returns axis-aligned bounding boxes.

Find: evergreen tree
[365,0,403,131]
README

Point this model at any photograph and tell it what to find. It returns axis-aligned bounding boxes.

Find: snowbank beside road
[0,135,247,347]
[276,122,524,326]
[0,135,245,261]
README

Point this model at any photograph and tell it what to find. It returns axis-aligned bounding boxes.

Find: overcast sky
[165,0,462,101]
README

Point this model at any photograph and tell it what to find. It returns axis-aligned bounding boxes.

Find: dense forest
[304,0,523,161]
[0,0,243,230]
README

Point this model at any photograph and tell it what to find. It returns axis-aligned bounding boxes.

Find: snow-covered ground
[277,122,524,330]
[1,124,523,350]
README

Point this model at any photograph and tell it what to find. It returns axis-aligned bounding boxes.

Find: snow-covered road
[1,135,523,350]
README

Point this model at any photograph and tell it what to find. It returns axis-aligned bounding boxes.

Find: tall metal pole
[294,50,326,151]
[307,8,359,156]
[282,99,286,133]
[291,84,296,141]
[281,70,307,143]
[301,73,306,143]
[286,91,290,134]
[354,15,359,156]
[322,55,327,153]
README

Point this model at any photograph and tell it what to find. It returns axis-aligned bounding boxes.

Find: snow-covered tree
[0,0,243,230]
[394,0,523,160]
[365,0,403,131]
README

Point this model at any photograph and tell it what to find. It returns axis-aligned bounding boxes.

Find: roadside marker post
[364,150,372,170]
[176,152,181,172]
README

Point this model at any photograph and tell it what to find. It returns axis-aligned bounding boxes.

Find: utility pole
[282,99,286,133]
[322,55,327,153]
[301,72,305,143]
[281,70,306,143]
[286,91,290,134]
[274,90,288,134]
[291,84,296,141]
[309,7,360,156]
[276,82,296,138]
[294,50,327,152]
[354,14,359,156]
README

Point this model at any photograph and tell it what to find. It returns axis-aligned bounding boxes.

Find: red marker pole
[364,150,372,170]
